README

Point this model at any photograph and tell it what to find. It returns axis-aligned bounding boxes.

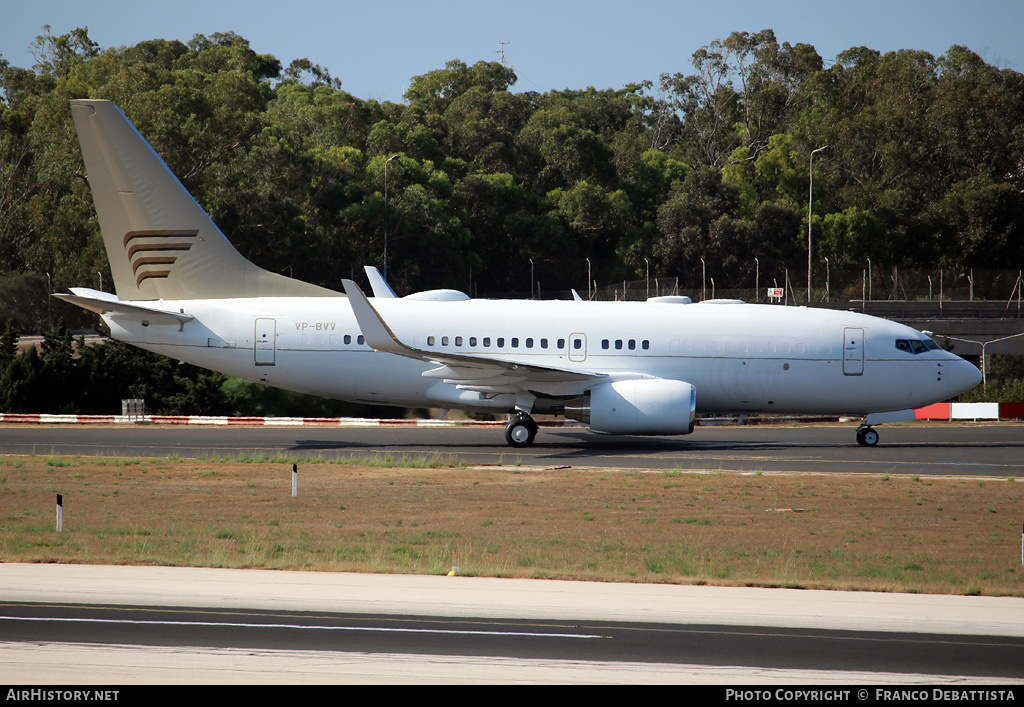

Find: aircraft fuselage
[103,295,979,418]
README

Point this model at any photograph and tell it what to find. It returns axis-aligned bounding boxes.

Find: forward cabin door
[255,317,277,366]
[843,327,864,376]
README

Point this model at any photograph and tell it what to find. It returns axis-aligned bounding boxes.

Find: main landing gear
[504,412,538,448]
[856,425,879,447]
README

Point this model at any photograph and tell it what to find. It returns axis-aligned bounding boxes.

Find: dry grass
[1,453,1022,596]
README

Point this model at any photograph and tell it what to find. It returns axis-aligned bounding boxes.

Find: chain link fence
[575,268,1024,307]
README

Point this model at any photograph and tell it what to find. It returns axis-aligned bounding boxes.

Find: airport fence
[513,268,1024,309]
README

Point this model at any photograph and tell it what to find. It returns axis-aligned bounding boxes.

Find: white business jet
[57,100,982,448]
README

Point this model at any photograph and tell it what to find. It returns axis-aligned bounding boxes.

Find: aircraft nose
[945,356,983,396]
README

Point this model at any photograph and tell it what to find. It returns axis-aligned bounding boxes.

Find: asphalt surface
[1,421,1021,476]
[3,565,1024,684]
[3,602,1023,679]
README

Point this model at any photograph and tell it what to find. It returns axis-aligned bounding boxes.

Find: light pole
[754,257,759,302]
[586,258,591,300]
[644,257,650,299]
[383,154,399,283]
[529,258,534,299]
[701,257,706,302]
[808,145,829,303]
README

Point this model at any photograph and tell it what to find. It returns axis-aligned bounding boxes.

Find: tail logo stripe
[123,230,199,247]
[127,243,194,259]
[137,270,173,286]
[123,230,198,288]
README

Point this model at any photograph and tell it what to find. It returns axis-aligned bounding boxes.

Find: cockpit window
[895,338,939,355]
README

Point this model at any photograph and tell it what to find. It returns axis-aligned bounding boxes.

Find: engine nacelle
[587,378,696,436]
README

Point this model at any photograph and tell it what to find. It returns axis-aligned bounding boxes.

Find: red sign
[767,287,784,298]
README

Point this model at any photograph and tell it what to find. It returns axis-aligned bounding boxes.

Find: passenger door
[843,327,864,376]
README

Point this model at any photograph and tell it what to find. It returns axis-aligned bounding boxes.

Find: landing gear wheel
[504,414,538,448]
[856,426,879,447]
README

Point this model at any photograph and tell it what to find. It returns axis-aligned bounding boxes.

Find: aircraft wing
[342,279,602,391]
[54,288,194,326]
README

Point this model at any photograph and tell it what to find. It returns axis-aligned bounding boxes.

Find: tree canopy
[1,26,1021,327]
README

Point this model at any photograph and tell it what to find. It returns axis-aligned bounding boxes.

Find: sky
[2,0,1023,103]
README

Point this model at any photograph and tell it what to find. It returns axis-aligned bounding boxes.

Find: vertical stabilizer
[70,100,340,300]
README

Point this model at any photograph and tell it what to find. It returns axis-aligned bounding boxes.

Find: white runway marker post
[292,464,298,498]
[56,494,63,532]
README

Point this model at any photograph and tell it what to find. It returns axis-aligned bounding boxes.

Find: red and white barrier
[0,413,509,427]
[0,406,1021,426]
[915,402,1024,420]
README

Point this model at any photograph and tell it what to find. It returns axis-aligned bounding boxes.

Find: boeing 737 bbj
[58,100,982,447]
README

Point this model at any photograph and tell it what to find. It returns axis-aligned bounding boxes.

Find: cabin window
[602,339,610,350]
[344,334,352,345]
[559,338,566,349]
[427,336,435,346]
[455,336,463,346]
[357,335,364,345]
[642,340,650,350]
[483,337,490,347]
[525,338,534,348]
[442,336,449,346]
[511,337,519,347]
[573,339,582,350]
[628,339,636,350]
[497,337,505,348]
[470,337,477,347]
[540,338,548,349]
[615,339,623,350]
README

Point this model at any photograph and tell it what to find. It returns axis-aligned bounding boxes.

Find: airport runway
[3,423,1022,683]
[2,564,1023,684]
[1,421,1022,476]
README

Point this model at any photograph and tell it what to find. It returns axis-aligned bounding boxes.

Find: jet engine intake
[570,378,696,436]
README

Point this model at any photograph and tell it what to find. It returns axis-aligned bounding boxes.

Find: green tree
[821,206,886,267]
[405,60,517,115]
[0,320,17,368]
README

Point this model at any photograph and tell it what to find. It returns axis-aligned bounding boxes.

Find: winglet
[342,279,413,354]
[363,266,398,298]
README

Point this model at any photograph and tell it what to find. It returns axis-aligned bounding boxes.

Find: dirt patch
[1,454,1021,596]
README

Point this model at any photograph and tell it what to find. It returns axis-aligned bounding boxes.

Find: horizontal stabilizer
[54,288,193,326]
